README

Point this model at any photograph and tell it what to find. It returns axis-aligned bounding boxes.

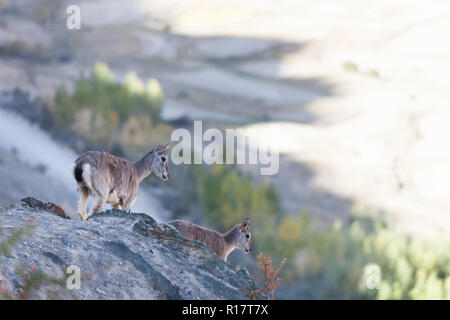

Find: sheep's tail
[73,163,83,183]
[73,161,94,192]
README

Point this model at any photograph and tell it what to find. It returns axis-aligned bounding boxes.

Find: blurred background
[1,0,450,299]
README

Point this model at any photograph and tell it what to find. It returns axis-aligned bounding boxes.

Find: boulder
[0,198,260,299]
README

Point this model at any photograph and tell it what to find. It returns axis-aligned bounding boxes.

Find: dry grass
[254,252,286,300]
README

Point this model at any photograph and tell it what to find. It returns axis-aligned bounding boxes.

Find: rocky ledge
[0,198,259,299]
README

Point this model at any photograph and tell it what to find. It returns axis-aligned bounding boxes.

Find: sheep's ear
[240,218,250,232]
[158,143,170,154]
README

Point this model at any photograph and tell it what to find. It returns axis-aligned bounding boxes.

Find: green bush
[283,212,450,299]
[51,62,165,157]
[200,166,280,228]
[199,165,282,254]
[195,165,450,299]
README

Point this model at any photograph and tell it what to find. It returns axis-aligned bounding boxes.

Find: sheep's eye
[161,157,166,162]
[245,234,250,239]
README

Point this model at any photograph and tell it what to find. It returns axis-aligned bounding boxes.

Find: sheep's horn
[158,143,170,154]
[240,218,250,231]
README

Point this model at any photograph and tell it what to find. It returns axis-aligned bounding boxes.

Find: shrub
[199,165,280,229]
[286,213,450,299]
[50,62,166,157]
[199,165,281,254]
[0,221,71,299]
[254,252,286,300]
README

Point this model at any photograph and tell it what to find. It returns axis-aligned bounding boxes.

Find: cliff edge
[0,198,259,299]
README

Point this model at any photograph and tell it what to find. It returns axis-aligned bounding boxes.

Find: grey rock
[0,198,260,300]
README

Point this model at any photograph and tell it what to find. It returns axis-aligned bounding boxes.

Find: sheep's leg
[77,189,89,221]
[122,199,132,214]
[89,196,106,217]
[122,195,136,214]
[122,203,131,214]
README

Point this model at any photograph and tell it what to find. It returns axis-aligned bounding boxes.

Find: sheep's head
[151,143,170,180]
[236,218,252,253]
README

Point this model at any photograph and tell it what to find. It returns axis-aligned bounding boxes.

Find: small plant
[0,264,68,300]
[255,252,287,300]
[0,220,72,300]
[0,219,34,256]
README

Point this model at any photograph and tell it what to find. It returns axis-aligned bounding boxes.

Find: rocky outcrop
[0,198,260,299]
